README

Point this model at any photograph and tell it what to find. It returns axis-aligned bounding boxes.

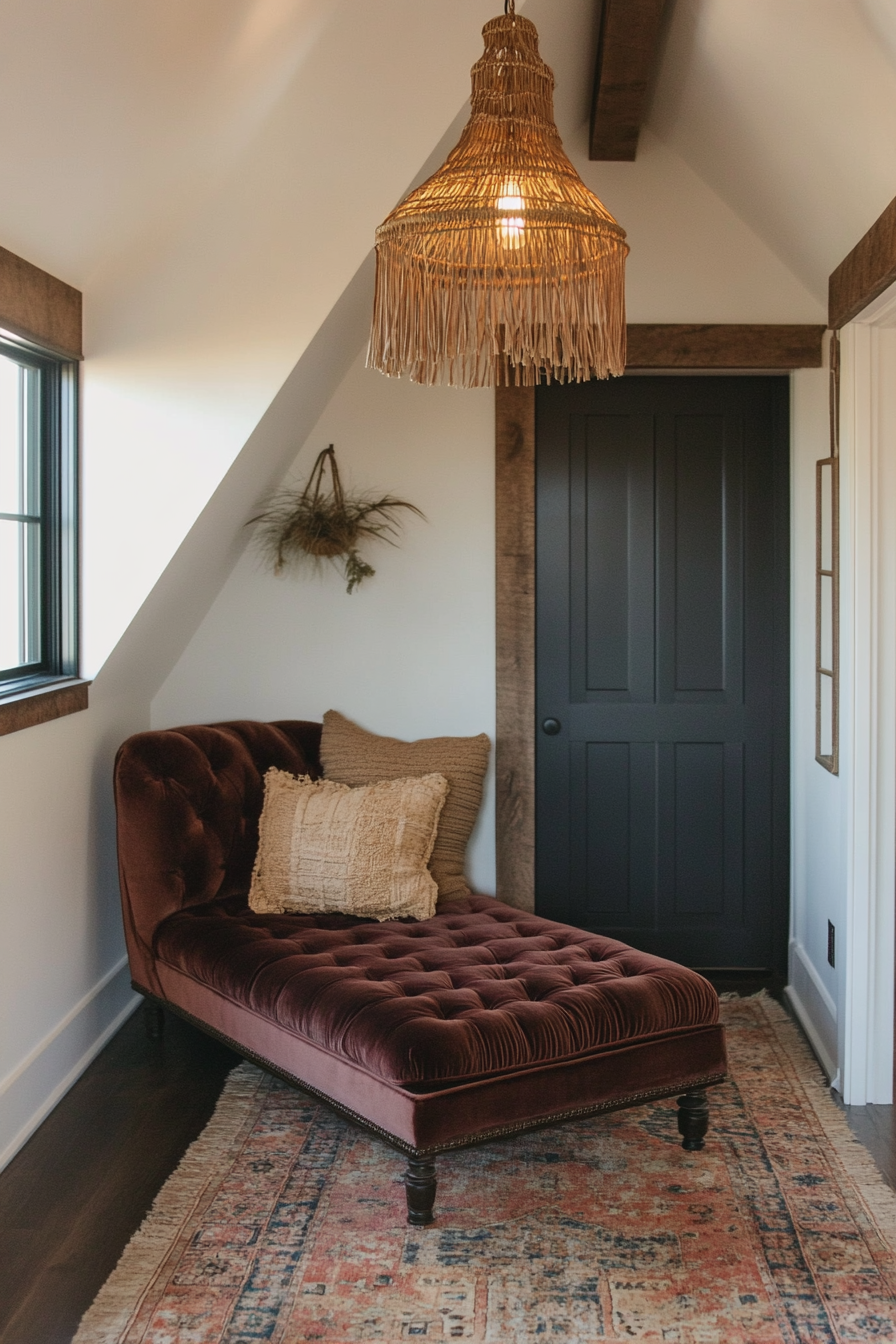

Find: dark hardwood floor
[0,1004,238,1344]
[0,999,893,1344]
[837,1099,896,1190]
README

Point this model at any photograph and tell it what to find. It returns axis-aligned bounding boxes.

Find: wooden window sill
[0,679,90,737]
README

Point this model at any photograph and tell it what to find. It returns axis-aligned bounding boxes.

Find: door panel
[576,738,657,927]
[536,376,789,975]
[672,418,726,690]
[571,414,655,701]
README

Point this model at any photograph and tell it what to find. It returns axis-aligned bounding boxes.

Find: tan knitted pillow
[320,710,490,899]
[249,769,448,921]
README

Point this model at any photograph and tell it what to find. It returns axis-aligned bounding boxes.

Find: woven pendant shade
[369,3,628,388]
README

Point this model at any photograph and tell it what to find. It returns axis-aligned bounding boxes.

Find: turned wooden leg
[405,1156,437,1226]
[143,999,165,1040]
[677,1089,710,1150]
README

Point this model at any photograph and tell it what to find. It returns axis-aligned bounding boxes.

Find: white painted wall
[0,686,145,1169]
[788,361,846,1083]
[153,353,497,893]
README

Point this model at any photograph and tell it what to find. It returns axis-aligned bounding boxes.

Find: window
[0,333,78,695]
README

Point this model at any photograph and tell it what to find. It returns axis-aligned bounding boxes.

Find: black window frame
[0,331,78,696]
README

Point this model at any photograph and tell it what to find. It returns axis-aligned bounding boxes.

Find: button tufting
[155,897,720,1087]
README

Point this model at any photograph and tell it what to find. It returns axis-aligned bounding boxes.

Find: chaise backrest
[114,719,321,991]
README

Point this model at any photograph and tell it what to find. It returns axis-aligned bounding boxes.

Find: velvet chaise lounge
[114,719,728,1225]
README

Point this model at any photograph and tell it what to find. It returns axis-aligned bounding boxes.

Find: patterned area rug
[75,995,896,1343]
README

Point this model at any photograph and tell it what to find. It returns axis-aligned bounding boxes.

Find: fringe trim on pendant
[368,11,629,388]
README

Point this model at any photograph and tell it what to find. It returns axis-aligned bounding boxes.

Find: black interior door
[535,376,789,978]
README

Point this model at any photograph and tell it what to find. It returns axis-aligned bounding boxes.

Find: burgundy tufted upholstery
[115,720,726,1160]
[155,895,717,1086]
[115,720,321,991]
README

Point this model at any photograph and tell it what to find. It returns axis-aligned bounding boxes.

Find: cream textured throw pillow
[249,769,448,922]
[320,710,490,899]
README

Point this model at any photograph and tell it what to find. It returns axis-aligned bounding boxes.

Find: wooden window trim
[0,679,89,737]
[0,244,83,736]
[494,324,818,909]
[0,245,81,361]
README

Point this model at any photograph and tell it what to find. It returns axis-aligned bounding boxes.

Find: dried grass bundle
[368,2,628,389]
[249,446,423,594]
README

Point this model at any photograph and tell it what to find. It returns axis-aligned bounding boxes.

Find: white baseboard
[785,939,839,1087]
[0,957,140,1173]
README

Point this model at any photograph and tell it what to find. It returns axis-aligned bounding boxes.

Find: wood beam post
[495,385,536,912]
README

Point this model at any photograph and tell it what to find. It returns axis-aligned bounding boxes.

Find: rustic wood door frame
[496,385,537,910]
[494,325,826,912]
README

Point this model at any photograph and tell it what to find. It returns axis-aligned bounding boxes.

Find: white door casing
[838,302,896,1105]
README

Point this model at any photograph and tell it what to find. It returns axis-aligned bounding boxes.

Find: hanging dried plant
[248,445,424,594]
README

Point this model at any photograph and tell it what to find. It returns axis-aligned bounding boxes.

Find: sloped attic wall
[0,0,522,1171]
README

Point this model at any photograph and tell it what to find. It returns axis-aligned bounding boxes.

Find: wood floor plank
[0,1006,237,1344]
[839,1101,896,1191]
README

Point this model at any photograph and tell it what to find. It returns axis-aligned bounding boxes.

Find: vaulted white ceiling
[647,0,896,297]
[0,0,891,676]
[5,0,891,301]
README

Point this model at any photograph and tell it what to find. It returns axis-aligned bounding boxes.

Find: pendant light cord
[504,0,515,13]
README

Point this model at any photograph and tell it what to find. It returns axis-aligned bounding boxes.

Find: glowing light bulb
[496,180,526,249]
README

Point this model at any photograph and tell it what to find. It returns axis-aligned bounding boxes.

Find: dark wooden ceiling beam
[589,0,669,161]
[829,195,896,329]
[625,324,827,369]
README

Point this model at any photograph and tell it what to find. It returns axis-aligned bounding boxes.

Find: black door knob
[542,717,561,735]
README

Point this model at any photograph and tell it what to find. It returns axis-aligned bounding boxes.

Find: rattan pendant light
[369,0,629,388]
